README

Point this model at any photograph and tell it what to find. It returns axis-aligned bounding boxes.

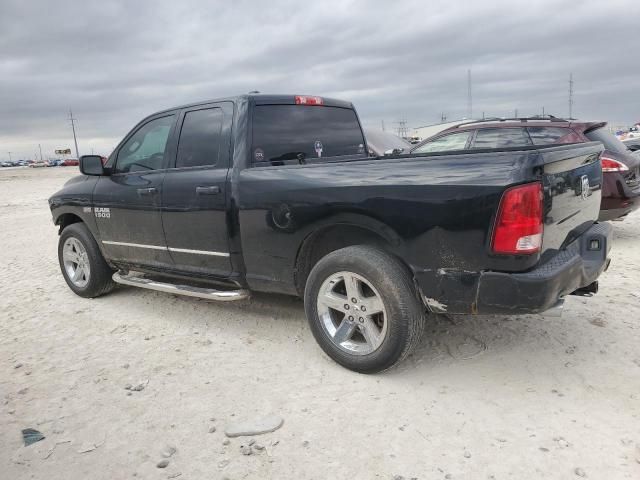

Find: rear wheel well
[56,213,83,234]
[294,225,392,296]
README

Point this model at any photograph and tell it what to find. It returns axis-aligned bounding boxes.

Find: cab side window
[413,131,472,153]
[176,108,223,168]
[115,115,175,173]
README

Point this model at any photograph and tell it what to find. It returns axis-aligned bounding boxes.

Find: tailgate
[539,142,604,255]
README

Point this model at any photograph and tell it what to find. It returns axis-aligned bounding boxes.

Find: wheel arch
[55,212,84,233]
[293,215,405,296]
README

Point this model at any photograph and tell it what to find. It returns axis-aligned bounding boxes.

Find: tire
[58,222,115,298]
[304,245,425,373]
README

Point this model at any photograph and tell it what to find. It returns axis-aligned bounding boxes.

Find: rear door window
[527,127,570,145]
[471,128,532,149]
[251,105,365,165]
[176,108,223,168]
[412,131,472,153]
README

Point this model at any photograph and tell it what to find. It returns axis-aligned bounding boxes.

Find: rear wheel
[58,223,115,298]
[304,245,425,373]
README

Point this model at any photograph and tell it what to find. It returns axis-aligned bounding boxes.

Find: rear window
[252,105,365,165]
[527,127,570,145]
[471,128,532,149]
[585,127,630,154]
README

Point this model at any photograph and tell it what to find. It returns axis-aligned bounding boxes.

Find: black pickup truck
[49,94,612,373]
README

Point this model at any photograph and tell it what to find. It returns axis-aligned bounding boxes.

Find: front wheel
[58,222,115,298]
[304,245,426,373]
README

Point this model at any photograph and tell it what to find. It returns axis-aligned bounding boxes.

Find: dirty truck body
[49,94,612,372]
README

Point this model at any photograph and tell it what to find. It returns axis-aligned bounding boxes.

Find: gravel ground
[1,166,639,479]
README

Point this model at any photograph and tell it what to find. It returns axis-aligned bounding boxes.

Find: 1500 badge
[94,207,111,219]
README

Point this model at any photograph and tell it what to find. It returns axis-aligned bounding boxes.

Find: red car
[62,158,79,166]
[411,117,640,221]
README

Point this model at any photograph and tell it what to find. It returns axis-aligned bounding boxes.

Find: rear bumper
[415,222,612,315]
[599,171,640,221]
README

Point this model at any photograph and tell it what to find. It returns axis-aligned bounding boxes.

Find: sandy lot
[1,166,639,479]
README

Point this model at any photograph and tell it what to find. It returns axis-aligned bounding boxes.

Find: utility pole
[515,108,518,118]
[467,69,472,119]
[7,151,12,162]
[542,106,545,117]
[69,109,80,159]
[440,112,447,123]
[38,144,43,161]
[568,73,574,119]
[381,120,385,132]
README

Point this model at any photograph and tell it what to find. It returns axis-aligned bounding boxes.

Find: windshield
[364,129,410,156]
[585,127,630,155]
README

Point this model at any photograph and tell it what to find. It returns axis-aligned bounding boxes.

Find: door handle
[137,187,157,196]
[196,186,221,195]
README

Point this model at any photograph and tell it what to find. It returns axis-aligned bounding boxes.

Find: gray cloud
[0,0,638,159]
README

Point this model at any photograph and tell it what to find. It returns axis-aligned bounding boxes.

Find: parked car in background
[1,161,13,167]
[364,128,411,156]
[623,137,640,152]
[411,116,640,221]
[62,158,79,166]
[29,161,47,168]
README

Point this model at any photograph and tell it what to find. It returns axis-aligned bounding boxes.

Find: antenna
[69,109,80,159]
[568,73,574,119]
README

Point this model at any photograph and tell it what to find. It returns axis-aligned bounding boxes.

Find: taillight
[601,156,629,172]
[492,182,544,255]
[294,95,323,106]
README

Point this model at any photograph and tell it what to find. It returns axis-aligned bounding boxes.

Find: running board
[112,272,250,301]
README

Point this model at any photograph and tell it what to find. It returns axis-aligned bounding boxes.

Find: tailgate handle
[136,187,157,196]
[196,186,220,195]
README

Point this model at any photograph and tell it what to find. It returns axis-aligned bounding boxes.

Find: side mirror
[80,155,105,176]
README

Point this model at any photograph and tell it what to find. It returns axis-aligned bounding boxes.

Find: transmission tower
[395,119,409,139]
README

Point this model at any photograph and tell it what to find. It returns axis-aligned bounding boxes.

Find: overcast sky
[1,0,638,160]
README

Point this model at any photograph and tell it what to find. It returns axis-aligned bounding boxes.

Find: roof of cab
[148,94,354,118]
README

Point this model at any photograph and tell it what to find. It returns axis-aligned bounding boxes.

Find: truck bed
[237,142,605,297]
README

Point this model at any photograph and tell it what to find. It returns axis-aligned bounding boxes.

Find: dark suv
[411,117,640,221]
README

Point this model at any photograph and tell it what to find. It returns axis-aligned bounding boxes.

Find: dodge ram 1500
[49,94,612,372]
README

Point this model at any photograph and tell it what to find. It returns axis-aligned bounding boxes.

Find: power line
[69,109,80,159]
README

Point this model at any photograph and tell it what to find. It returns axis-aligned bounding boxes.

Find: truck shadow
[108,286,611,377]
